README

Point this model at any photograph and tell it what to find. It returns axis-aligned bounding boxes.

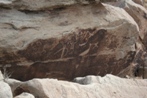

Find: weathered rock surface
[14,92,35,98]
[4,78,22,95]
[0,1,141,80]
[0,0,101,11]
[117,0,147,43]
[1,0,147,98]
[0,81,13,98]
[0,70,4,80]
[133,0,144,5]
[0,0,117,11]
[144,0,147,8]
[12,75,147,98]
[107,0,147,78]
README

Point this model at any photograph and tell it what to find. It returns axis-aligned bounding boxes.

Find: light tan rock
[0,0,118,11]
[15,75,147,98]
[14,92,35,98]
[117,0,147,41]
[0,70,4,80]
[0,0,101,10]
[113,0,147,78]
[0,81,13,98]
[4,78,22,95]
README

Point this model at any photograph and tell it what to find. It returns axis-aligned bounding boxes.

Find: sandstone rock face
[0,1,140,80]
[0,81,13,98]
[0,0,101,10]
[0,1,147,98]
[13,75,147,98]
[0,0,117,11]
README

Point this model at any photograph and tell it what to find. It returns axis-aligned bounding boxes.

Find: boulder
[4,78,22,96]
[14,92,35,98]
[14,75,147,98]
[0,81,13,98]
[117,0,147,43]
[114,0,147,78]
[0,1,140,80]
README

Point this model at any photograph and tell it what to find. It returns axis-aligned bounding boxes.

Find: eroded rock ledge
[3,74,147,98]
